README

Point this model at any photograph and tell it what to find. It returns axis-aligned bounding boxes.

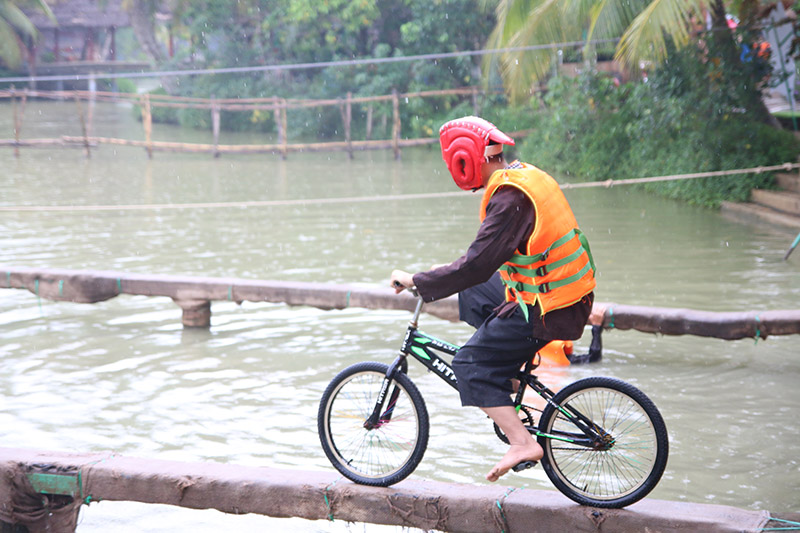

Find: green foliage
[132,87,180,125]
[113,78,138,94]
[519,40,800,208]
[149,0,494,139]
[0,0,54,69]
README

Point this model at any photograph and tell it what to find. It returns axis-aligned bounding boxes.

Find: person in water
[391,116,596,482]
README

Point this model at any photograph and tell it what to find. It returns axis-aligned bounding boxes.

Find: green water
[0,101,798,531]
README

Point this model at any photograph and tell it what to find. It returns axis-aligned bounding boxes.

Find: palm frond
[0,16,21,68]
[0,1,37,39]
[615,0,712,68]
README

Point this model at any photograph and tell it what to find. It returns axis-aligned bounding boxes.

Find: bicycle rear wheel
[318,361,429,486]
[537,377,668,508]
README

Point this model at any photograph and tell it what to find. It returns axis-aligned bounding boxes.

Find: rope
[762,517,800,531]
[322,478,341,522]
[754,315,761,344]
[0,38,622,84]
[559,163,800,189]
[34,279,42,312]
[495,487,520,533]
[1,163,796,213]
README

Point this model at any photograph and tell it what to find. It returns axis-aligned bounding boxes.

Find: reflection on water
[0,102,799,531]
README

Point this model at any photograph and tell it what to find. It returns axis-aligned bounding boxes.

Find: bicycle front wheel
[538,377,669,508]
[318,361,429,486]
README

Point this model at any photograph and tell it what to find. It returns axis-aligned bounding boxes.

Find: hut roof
[25,0,130,30]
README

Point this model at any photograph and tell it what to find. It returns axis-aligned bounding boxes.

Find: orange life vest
[479,163,596,319]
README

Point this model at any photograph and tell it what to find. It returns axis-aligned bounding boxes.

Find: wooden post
[173,299,211,328]
[141,94,153,159]
[87,87,95,138]
[27,43,36,91]
[75,95,91,158]
[11,89,17,158]
[11,87,26,158]
[365,103,373,141]
[280,99,288,160]
[344,92,353,159]
[392,89,401,160]
[110,26,116,61]
[211,98,221,158]
[274,98,288,160]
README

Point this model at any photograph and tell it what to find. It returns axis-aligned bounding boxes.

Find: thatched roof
[25,0,130,30]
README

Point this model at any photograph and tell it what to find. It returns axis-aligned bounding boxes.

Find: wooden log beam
[593,303,800,340]
[56,135,438,154]
[2,267,799,339]
[0,447,771,533]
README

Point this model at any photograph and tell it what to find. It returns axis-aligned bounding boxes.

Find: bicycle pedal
[512,460,538,472]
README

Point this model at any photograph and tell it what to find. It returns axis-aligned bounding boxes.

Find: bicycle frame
[364,294,609,449]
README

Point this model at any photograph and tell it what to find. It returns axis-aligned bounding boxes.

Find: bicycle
[317,289,669,508]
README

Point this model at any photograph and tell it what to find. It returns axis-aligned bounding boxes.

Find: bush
[518,44,800,208]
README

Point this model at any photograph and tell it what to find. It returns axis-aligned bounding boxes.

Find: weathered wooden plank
[2,266,798,339]
[594,303,800,340]
[0,448,770,533]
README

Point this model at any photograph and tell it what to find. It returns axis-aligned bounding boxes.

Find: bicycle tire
[537,376,669,508]
[318,361,429,486]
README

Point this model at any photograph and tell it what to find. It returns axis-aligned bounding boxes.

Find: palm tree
[0,0,53,69]
[484,0,749,102]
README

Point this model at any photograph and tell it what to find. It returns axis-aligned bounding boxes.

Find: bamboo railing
[4,266,799,338]
[0,86,492,160]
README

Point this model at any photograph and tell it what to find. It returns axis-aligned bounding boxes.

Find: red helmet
[439,116,515,190]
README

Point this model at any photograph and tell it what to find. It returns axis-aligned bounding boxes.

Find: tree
[152,0,495,138]
[0,0,53,69]
[483,0,765,100]
[123,0,168,63]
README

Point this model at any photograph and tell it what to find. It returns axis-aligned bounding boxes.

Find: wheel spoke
[541,380,666,507]
[319,364,428,485]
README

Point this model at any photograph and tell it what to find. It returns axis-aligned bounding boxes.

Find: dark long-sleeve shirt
[412,186,592,341]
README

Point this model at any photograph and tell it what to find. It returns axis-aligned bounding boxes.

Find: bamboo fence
[0,86,492,160]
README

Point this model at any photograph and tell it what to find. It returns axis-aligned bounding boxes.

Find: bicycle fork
[363,354,408,430]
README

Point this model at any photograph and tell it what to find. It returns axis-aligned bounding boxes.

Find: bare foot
[486,442,543,482]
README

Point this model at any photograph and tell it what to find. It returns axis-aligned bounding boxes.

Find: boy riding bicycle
[391,116,596,482]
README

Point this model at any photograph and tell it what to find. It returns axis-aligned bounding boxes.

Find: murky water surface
[1,102,798,530]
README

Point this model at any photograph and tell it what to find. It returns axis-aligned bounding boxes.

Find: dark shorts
[452,273,548,408]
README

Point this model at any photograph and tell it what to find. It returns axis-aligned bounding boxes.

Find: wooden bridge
[2,266,799,340]
[0,447,786,533]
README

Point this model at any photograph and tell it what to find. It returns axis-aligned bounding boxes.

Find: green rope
[5,272,9,287]
[495,487,519,533]
[58,280,64,297]
[754,315,761,345]
[762,517,800,531]
[116,278,122,293]
[228,285,233,301]
[34,279,42,312]
[346,291,351,307]
[79,455,116,505]
[323,478,340,521]
[608,307,615,329]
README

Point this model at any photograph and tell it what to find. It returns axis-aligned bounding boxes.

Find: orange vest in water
[480,163,596,319]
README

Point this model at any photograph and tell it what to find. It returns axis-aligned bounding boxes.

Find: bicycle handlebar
[392,280,419,298]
